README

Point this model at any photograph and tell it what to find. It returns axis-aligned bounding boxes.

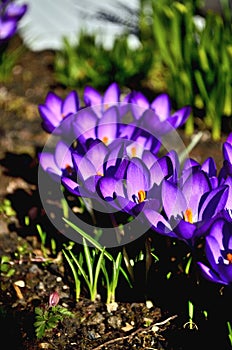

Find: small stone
[108,315,122,329]
[106,302,118,313]
[121,322,134,332]
[146,300,153,309]
[14,280,25,288]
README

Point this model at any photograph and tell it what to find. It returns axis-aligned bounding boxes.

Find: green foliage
[62,218,132,303]
[0,255,15,278]
[54,31,153,91]
[34,304,73,339]
[150,0,232,139]
[0,199,16,217]
[0,45,24,83]
[227,321,232,346]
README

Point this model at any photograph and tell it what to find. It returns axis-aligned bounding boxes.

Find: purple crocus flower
[38,90,79,134]
[97,151,175,216]
[39,140,73,181]
[144,169,229,246]
[197,218,232,285]
[83,82,120,109]
[4,2,28,21]
[0,17,16,41]
[73,105,120,146]
[129,92,191,135]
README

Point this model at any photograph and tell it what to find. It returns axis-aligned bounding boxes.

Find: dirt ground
[0,35,231,350]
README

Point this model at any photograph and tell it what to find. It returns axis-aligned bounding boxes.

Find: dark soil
[0,35,232,350]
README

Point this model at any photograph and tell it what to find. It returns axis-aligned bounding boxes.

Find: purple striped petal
[73,108,98,140]
[174,220,196,241]
[62,90,79,116]
[39,153,61,176]
[170,106,191,128]
[85,141,108,175]
[97,106,119,144]
[126,158,150,201]
[45,92,62,115]
[83,86,101,106]
[143,209,176,237]
[38,105,61,126]
[54,141,72,170]
[150,156,173,186]
[103,82,120,105]
[223,142,232,163]
[202,157,217,177]
[182,170,211,219]
[162,180,187,219]
[151,93,171,121]
[199,185,228,221]
[0,19,16,39]
[197,262,227,285]
[72,154,96,180]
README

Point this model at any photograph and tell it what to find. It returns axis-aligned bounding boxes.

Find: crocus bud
[49,291,60,307]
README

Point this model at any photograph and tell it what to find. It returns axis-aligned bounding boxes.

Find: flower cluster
[38,82,232,286]
[0,0,27,42]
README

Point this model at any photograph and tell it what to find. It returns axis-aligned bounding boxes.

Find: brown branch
[92,315,178,350]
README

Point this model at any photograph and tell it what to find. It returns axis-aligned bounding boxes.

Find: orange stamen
[226,253,232,263]
[131,146,137,158]
[138,190,146,203]
[183,208,193,224]
[97,171,103,176]
[102,136,109,145]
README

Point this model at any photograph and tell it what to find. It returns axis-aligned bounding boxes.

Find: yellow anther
[131,146,137,158]
[97,171,103,176]
[183,208,193,224]
[138,190,146,203]
[226,253,232,263]
[102,136,109,145]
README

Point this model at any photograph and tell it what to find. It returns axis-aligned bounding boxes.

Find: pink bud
[49,291,60,307]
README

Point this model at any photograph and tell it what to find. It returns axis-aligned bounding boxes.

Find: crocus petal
[97,106,119,143]
[150,156,173,186]
[73,108,98,140]
[143,209,176,237]
[98,177,125,201]
[197,262,228,285]
[83,86,101,106]
[201,157,217,177]
[182,170,211,219]
[142,150,157,169]
[103,82,120,105]
[5,3,28,19]
[85,141,108,174]
[38,105,61,127]
[223,142,232,163]
[0,19,16,39]
[72,154,96,181]
[217,262,232,284]
[62,90,79,116]
[45,92,62,116]
[174,220,196,241]
[223,176,232,209]
[199,185,228,221]
[170,106,191,128]
[131,92,149,120]
[126,158,150,201]
[162,180,187,219]
[54,141,72,170]
[61,177,81,196]
[39,153,61,176]
[151,93,171,122]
